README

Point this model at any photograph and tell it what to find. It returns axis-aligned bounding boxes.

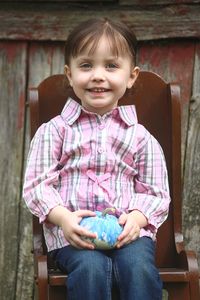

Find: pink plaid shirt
[23,98,170,251]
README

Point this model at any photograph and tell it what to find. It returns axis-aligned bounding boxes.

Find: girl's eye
[106,63,118,69]
[80,63,92,69]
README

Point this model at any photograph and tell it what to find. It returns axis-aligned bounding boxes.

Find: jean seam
[106,256,112,300]
[113,259,123,299]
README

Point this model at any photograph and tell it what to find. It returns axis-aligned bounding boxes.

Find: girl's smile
[65,36,139,115]
[86,87,112,98]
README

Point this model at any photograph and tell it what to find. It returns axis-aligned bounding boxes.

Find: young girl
[23,18,170,300]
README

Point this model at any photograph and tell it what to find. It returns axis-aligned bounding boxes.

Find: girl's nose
[91,67,105,81]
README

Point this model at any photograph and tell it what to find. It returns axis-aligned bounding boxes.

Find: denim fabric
[52,237,162,300]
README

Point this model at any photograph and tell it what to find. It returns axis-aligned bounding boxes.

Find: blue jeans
[52,237,162,300]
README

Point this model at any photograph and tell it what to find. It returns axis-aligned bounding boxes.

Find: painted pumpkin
[80,208,123,250]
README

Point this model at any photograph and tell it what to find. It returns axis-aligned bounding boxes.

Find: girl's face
[65,36,139,115]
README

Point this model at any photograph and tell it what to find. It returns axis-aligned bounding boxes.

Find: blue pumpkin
[80,208,123,249]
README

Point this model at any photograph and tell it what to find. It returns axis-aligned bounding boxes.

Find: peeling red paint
[138,42,195,104]
[0,5,200,41]
[0,42,27,64]
[0,42,17,64]
[137,41,196,178]
[17,92,25,130]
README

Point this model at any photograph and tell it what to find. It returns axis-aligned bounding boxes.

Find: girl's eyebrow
[76,56,120,62]
[76,56,91,60]
[75,56,93,63]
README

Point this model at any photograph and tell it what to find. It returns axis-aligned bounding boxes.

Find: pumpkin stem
[102,207,116,216]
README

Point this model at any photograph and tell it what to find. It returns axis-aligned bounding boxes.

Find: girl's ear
[127,66,140,89]
[64,65,73,87]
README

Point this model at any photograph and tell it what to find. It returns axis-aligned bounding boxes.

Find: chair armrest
[174,232,200,298]
[177,249,200,299]
[177,248,199,274]
[175,232,199,272]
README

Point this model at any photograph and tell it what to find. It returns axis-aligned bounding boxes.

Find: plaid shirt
[23,98,170,251]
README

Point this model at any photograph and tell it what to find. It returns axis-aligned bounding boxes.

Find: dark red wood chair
[29,71,200,300]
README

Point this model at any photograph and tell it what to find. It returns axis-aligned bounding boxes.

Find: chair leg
[189,276,200,300]
[37,255,48,300]
[163,282,190,300]
[185,250,200,300]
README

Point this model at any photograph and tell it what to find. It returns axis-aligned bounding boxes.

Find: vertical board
[0,42,27,300]
[182,42,200,263]
[28,42,65,87]
[137,42,195,170]
[18,41,65,300]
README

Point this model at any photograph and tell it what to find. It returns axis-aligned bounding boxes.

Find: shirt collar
[61,98,138,126]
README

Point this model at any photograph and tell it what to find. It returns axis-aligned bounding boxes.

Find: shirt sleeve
[23,118,65,223]
[128,125,171,232]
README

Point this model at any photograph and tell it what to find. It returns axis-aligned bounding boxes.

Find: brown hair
[64,18,137,66]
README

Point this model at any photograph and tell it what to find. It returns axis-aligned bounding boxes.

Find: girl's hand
[116,212,140,248]
[60,209,97,250]
[116,210,147,248]
[48,206,97,250]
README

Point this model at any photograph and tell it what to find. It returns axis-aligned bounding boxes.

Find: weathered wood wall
[0,1,199,299]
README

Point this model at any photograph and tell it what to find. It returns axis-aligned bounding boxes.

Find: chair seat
[159,268,189,282]
[48,268,189,286]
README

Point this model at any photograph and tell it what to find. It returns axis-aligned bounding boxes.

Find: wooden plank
[182,43,200,268]
[15,211,35,300]
[0,0,114,1]
[0,41,27,300]
[137,42,195,173]
[28,42,65,87]
[3,42,64,300]
[24,42,65,300]
[0,4,200,41]
[0,0,196,3]
[120,0,200,4]
[0,0,198,3]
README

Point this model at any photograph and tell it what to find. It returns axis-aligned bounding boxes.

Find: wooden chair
[29,71,200,300]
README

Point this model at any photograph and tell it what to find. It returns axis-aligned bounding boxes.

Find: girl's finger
[117,227,140,248]
[70,233,95,250]
[117,219,133,241]
[118,213,127,225]
[76,210,96,218]
[76,225,97,239]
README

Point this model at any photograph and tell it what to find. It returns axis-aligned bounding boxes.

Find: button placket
[98,123,105,130]
[96,119,106,156]
[97,147,104,154]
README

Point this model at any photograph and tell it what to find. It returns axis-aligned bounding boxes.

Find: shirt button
[98,147,104,154]
[99,123,105,130]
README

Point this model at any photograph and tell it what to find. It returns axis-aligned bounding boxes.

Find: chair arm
[177,249,199,274]
[175,232,199,272]
[177,249,200,299]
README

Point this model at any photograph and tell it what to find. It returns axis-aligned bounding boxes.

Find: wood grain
[24,43,65,299]
[0,4,200,41]
[120,0,200,4]
[137,41,195,172]
[0,41,27,300]
[182,43,200,263]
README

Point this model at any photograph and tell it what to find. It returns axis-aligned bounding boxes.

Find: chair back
[29,71,182,268]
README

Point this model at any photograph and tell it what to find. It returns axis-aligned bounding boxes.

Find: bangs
[76,29,134,59]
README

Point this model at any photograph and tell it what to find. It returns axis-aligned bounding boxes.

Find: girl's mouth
[87,88,110,92]
[86,88,111,97]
